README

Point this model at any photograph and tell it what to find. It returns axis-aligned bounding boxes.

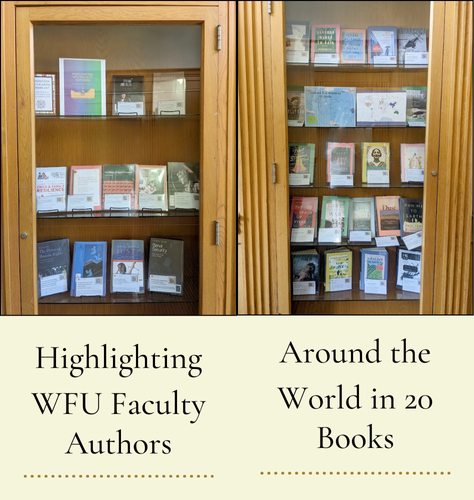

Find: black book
[37,238,70,298]
[148,238,184,295]
[400,198,423,237]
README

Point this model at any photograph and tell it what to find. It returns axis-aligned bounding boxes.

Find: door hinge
[217,25,222,51]
[272,163,277,184]
[215,220,220,245]
[268,1,272,14]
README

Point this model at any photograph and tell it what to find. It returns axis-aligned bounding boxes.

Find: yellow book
[324,248,352,292]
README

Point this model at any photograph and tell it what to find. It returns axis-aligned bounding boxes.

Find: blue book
[360,248,388,291]
[367,26,397,63]
[305,86,356,127]
[71,241,107,297]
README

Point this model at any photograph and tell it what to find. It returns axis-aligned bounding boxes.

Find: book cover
[113,75,145,116]
[102,164,137,210]
[367,26,397,63]
[400,143,425,182]
[349,197,376,237]
[402,86,427,126]
[324,248,352,292]
[320,196,350,238]
[357,91,407,127]
[327,142,355,182]
[292,249,319,295]
[360,248,388,291]
[36,166,67,212]
[311,24,340,59]
[70,165,102,210]
[167,162,200,210]
[305,86,356,127]
[340,29,367,64]
[287,86,305,126]
[285,21,310,63]
[152,72,186,115]
[375,196,401,237]
[59,58,106,116]
[37,238,70,298]
[70,241,107,297]
[396,248,422,289]
[362,143,390,183]
[148,238,184,295]
[136,165,168,211]
[111,240,145,294]
[400,198,423,237]
[290,197,318,243]
[398,28,427,64]
[35,74,56,115]
[289,143,315,185]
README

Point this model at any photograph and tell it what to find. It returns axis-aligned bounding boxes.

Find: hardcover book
[136,165,168,211]
[152,72,186,115]
[36,167,67,212]
[398,29,427,64]
[167,162,200,210]
[148,238,184,295]
[367,26,397,63]
[289,143,315,185]
[327,142,355,182]
[70,241,107,297]
[287,86,305,126]
[375,196,401,237]
[402,86,427,126]
[113,75,145,116]
[396,248,422,289]
[323,247,352,292]
[349,197,376,237]
[320,196,350,238]
[340,29,366,64]
[102,164,137,210]
[400,198,423,237]
[59,58,106,116]
[37,239,70,298]
[356,91,407,127]
[360,248,388,291]
[305,86,356,127]
[400,143,425,182]
[285,21,310,63]
[292,249,319,295]
[35,74,56,115]
[362,143,390,183]
[111,240,145,294]
[311,24,340,61]
[69,165,102,210]
[290,197,318,243]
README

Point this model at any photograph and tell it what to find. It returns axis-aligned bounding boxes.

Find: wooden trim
[10,2,218,6]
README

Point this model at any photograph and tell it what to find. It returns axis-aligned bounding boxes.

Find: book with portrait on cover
[148,238,184,295]
[292,249,319,296]
[362,142,390,183]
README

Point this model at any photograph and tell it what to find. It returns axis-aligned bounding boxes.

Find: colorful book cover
[113,75,145,116]
[285,21,310,63]
[398,29,427,64]
[311,24,340,59]
[35,74,56,115]
[362,143,390,183]
[321,196,350,238]
[148,238,184,295]
[111,240,144,294]
[360,248,388,291]
[402,86,427,126]
[340,29,367,64]
[287,86,305,126]
[400,198,423,237]
[290,197,318,243]
[102,164,137,210]
[70,165,102,210]
[70,241,107,297]
[375,196,401,237]
[289,143,315,185]
[396,248,422,289]
[167,162,200,210]
[305,86,356,127]
[292,249,319,295]
[324,248,352,292]
[357,90,406,126]
[400,143,425,182]
[327,142,355,182]
[36,167,67,212]
[37,238,70,298]
[367,26,397,63]
[136,165,168,211]
[59,58,106,116]
[349,197,376,237]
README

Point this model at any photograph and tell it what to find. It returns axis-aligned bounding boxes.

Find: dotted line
[260,472,451,476]
[24,475,214,479]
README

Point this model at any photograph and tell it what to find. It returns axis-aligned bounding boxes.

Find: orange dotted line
[24,474,214,479]
[260,471,451,476]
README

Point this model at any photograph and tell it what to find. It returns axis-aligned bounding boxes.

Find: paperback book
[136,165,168,211]
[320,196,350,238]
[102,164,137,210]
[152,72,186,115]
[323,248,352,292]
[292,249,319,295]
[400,143,425,182]
[111,240,145,293]
[400,198,423,237]
[397,248,422,292]
[69,165,102,211]
[167,162,200,210]
[36,166,67,212]
[398,29,427,64]
[305,86,356,127]
[311,24,340,63]
[289,143,315,185]
[148,238,184,295]
[287,86,305,126]
[360,247,388,292]
[37,238,70,298]
[290,197,318,243]
[362,143,390,183]
[285,21,310,63]
[375,196,401,237]
[356,91,407,127]
[402,86,427,126]
[349,197,376,238]
[113,75,145,116]
[367,26,397,63]
[326,142,355,182]
[35,74,56,115]
[340,29,366,64]
[70,241,107,297]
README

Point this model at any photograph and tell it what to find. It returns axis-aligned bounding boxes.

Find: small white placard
[403,231,422,250]
[150,275,179,294]
[139,193,167,211]
[367,170,389,184]
[374,55,397,66]
[117,101,144,116]
[289,173,311,186]
[330,174,353,187]
[104,194,131,210]
[405,52,429,65]
[75,276,103,297]
[37,196,66,212]
[350,230,372,242]
[175,192,200,210]
[35,76,54,113]
[67,194,95,212]
[318,227,341,243]
[314,53,339,64]
[402,277,421,293]
[405,169,424,182]
[365,278,387,295]
[376,236,399,247]
[157,100,185,115]
[112,274,140,293]
[40,274,67,297]
[291,227,314,243]
[293,281,317,296]
[330,277,352,292]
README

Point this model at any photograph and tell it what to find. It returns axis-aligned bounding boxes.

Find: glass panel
[34,24,201,313]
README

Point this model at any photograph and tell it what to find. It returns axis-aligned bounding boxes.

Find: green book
[320,195,350,238]
[402,86,427,126]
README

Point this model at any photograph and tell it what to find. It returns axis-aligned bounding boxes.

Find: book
[113,75,145,116]
[356,90,407,127]
[102,164,137,210]
[167,162,200,210]
[290,197,318,243]
[148,238,184,295]
[326,142,355,182]
[305,86,356,127]
[367,26,397,63]
[400,143,425,182]
[402,86,427,126]
[285,21,310,63]
[70,241,107,297]
[375,196,401,237]
[152,72,186,115]
[35,74,56,115]
[400,198,423,237]
[136,165,168,211]
[396,248,422,290]
[320,196,350,238]
[287,86,305,126]
[37,239,70,298]
[59,58,106,116]
[340,29,367,64]
[69,165,102,210]
[348,197,376,238]
[362,143,390,183]
[398,29,427,64]
[292,249,319,295]
[110,240,145,293]
[288,143,315,185]
[360,248,388,292]
[323,248,352,292]
[311,24,340,62]
[36,167,67,212]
